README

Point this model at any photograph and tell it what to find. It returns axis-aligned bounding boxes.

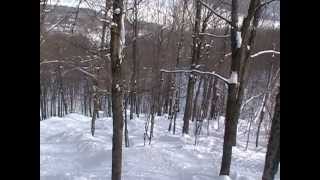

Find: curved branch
[241,93,264,112]
[160,69,230,85]
[250,50,280,58]
[224,50,280,58]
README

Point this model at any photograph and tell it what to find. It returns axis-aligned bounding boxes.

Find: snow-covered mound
[40,113,280,180]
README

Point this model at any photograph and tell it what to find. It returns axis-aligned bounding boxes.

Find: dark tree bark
[220,0,262,175]
[182,0,202,134]
[172,91,179,134]
[130,0,139,120]
[262,87,280,180]
[91,81,99,136]
[124,94,130,147]
[209,78,218,120]
[156,30,164,116]
[110,0,125,179]
[192,78,203,122]
[58,68,68,116]
[108,94,112,117]
[220,0,241,175]
[149,99,155,144]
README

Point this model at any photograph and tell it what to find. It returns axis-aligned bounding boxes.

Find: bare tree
[262,86,280,180]
[182,0,202,134]
[129,0,139,120]
[110,0,125,179]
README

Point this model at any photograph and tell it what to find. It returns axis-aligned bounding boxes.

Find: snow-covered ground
[40,113,280,180]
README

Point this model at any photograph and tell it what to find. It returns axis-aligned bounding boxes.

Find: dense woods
[40,0,280,179]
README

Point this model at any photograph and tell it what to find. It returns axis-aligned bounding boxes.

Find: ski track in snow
[40,113,280,180]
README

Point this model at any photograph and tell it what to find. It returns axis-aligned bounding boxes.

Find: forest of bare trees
[40,0,280,179]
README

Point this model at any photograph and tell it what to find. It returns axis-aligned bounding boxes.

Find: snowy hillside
[40,113,280,180]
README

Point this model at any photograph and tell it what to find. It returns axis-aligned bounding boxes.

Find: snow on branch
[224,53,231,57]
[59,66,97,80]
[250,50,280,58]
[160,69,230,84]
[199,32,230,38]
[224,50,280,59]
[40,60,73,66]
[40,60,60,65]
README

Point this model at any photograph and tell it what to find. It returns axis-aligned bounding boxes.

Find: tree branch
[250,50,280,58]
[241,93,264,112]
[256,0,279,12]
[199,0,236,29]
[160,69,230,84]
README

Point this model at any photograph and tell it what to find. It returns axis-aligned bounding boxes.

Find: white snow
[114,8,121,15]
[41,113,280,180]
[229,71,238,84]
[115,84,121,91]
[110,22,117,27]
[216,175,232,180]
[119,12,126,64]
[236,31,242,48]
[100,18,109,23]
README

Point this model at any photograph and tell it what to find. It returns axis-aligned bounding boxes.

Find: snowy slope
[40,113,280,180]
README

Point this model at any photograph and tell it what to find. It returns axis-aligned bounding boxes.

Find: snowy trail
[40,113,279,180]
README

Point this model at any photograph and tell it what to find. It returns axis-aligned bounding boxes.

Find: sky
[48,0,279,28]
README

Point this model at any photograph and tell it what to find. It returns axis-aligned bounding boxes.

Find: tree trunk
[220,0,240,175]
[220,0,262,175]
[40,85,44,120]
[192,78,203,122]
[108,94,112,117]
[149,100,155,145]
[110,0,125,179]
[124,95,130,147]
[156,31,164,116]
[245,108,254,151]
[262,87,280,180]
[182,0,202,134]
[209,78,218,120]
[91,83,99,136]
[130,0,139,120]
[173,93,178,135]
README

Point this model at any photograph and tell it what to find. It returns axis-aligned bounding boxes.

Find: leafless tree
[262,86,280,180]
[110,0,125,179]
